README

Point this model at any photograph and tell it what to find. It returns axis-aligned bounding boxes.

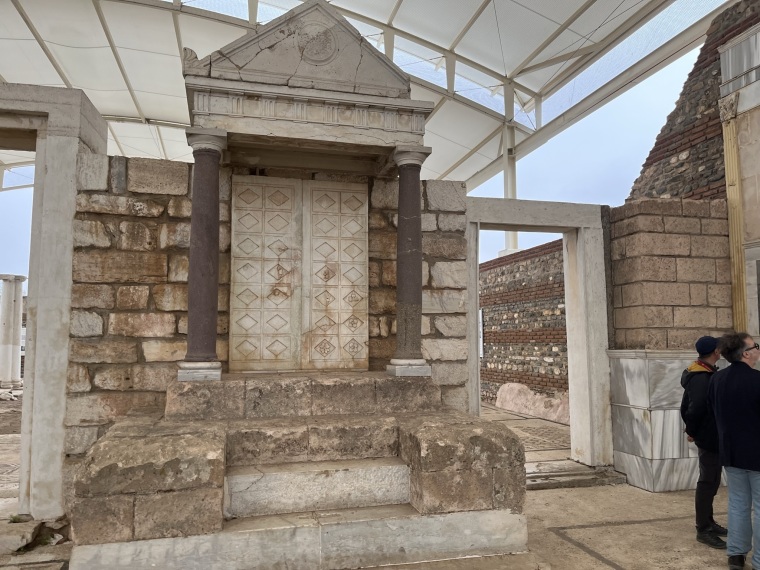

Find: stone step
[69,505,527,570]
[226,414,400,467]
[165,372,441,421]
[224,457,410,518]
[526,462,626,490]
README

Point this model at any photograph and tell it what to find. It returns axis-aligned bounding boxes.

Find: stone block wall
[629,0,760,200]
[65,155,231,459]
[610,197,733,349]
[478,240,567,401]
[368,179,469,410]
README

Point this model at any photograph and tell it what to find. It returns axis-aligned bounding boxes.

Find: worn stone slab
[410,469,493,514]
[425,181,466,212]
[429,261,467,289]
[225,458,409,518]
[430,362,467,386]
[107,312,176,337]
[376,377,440,413]
[70,495,133,545]
[64,426,99,455]
[116,285,150,309]
[422,338,468,361]
[308,416,398,461]
[69,338,138,364]
[134,488,223,540]
[71,284,114,310]
[67,364,91,393]
[75,429,225,496]
[422,289,466,313]
[77,154,109,191]
[226,420,309,467]
[422,234,467,259]
[311,375,376,415]
[69,311,104,338]
[117,221,157,251]
[75,194,164,217]
[244,376,312,418]
[73,219,111,248]
[433,315,467,337]
[165,380,245,420]
[127,158,188,195]
[73,251,167,283]
[109,156,127,194]
[0,520,42,554]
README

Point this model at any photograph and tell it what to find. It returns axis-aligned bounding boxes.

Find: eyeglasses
[744,343,760,352]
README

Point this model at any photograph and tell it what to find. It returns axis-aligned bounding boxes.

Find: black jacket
[708,362,760,471]
[680,360,718,453]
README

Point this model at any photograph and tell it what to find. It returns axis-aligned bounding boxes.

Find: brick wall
[479,240,568,401]
[610,197,733,349]
[629,0,760,200]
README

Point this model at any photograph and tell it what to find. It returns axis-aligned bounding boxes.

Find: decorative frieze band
[192,90,427,134]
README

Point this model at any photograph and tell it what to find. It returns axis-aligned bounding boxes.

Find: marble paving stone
[613,450,654,492]
[611,405,652,458]
[651,409,690,460]
[609,357,649,407]
[524,449,570,463]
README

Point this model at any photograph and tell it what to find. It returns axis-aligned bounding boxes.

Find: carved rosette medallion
[298,21,339,66]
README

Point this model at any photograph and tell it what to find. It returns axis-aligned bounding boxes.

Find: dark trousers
[696,447,722,532]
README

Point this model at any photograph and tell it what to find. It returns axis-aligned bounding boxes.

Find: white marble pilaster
[0,276,15,389]
[11,277,26,389]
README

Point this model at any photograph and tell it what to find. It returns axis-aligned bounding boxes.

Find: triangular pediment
[184,0,410,99]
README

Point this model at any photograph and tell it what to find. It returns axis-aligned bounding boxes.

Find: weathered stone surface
[127,157,188,195]
[117,221,157,251]
[159,223,191,249]
[76,429,225,496]
[371,179,401,209]
[681,200,711,217]
[710,199,728,218]
[77,153,108,191]
[613,256,676,284]
[437,214,466,232]
[494,466,526,513]
[676,258,716,282]
[70,496,133,545]
[410,469,492,514]
[134,488,223,540]
[167,196,192,218]
[430,362,467,386]
[393,213,436,231]
[701,218,729,235]
[65,392,165,426]
[433,315,467,337]
[369,289,395,314]
[376,377,440,413]
[92,367,133,391]
[142,339,225,362]
[422,339,467,361]
[245,376,311,418]
[312,376,376,415]
[425,181,466,212]
[168,254,189,282]
[116,285,150,310]
[165,380,245,420]
[369,232,397,260]
[422,290,466,313]
[625,232,690,257]
[65,426,99,455]
[73,220,111,248]
[308,416,398,461]
[69,311,103,338]
[368,212,389,229]
[226,421,309,466]
[0,519,43,554]
[69,339,137,363]
[131,364,177,391]
[220,223,231,252]
[152,284,188,311]
[109,155,127,194]
[177,314,229,335]
[441,386,469,411]
[690,235,729,258]
[707,283,732,307]
[71,284,114,309]
[76,194,164,217]
[614,306,673,329]
[422,234,467,260]
[73,251,167,284]
[67,364,91,393]
[673,306,716,328]
[108,312,176,337]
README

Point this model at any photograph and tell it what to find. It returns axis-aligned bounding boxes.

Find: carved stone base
[178,361,222,382]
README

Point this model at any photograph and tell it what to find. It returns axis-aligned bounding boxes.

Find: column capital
[719,92,739,123]
[186,128,228,154]
[0,275,26,282]
[393,145,432,168]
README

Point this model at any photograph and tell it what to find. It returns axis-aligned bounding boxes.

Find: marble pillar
[179,128,227,381]
[11,276,25,389]
[0,276,13,389]
[387,146,432,377]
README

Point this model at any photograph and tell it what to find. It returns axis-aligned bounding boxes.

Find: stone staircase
[69,372,529,569]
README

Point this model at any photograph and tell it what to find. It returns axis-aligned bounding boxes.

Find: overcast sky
[0,47,699,284]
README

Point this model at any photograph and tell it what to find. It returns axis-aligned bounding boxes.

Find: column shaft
[0,279,13,389]
[11,279,24,388]
[185,148,222,362]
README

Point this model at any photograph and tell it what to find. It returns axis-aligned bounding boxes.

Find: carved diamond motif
[268,239,289,256]
[343,267,362,283]
[344,243,363,259]
[267,288,289,305]
[237,263,258,280]
[236,314,258,331]
[315,290,335,307]
[269,190,289,207]
[267,264,290,280]
[316,194,336,209]
[236,340,258,358]
[343,195,363,211]
[315,339,336,357]
[315,242,336,258]
[267,314,288,331]
[315,315,336,332]
[317,266,335,282]
[316,218,336,234]
[344,338,362,356]
[343,219,363,235]
[238,238,259,256]
[236,288,259,305]
[267,340,288,356]
[239,188,260,205]
[268,214,289,231]
[344,315,363,332]
[239,213,259,230]
[344,290,363,306]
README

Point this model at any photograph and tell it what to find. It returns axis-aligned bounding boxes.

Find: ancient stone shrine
[25,0,533,567]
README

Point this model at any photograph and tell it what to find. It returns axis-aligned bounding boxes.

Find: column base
[178,361,222,382]
[10,380,22,390]
[0,380,11,390]
[386,359,432,377]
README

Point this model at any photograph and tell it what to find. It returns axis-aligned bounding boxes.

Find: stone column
[11,276,26,389]
[0,276,13,389]
[387,146,432,377]
[179,128,227,381]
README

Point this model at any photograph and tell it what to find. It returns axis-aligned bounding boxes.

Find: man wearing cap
[681,335,727,549]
